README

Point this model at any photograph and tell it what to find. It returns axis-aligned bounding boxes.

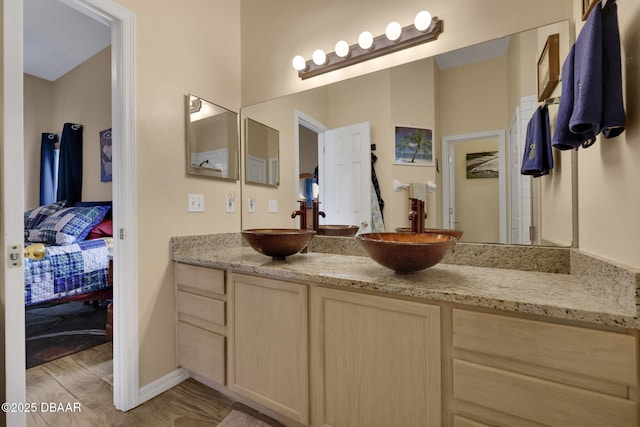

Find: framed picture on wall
[100,128,112,182]
[537,33,560,102]
[466,151,499,179]
[394,125,434,166]
[582,0,598,20]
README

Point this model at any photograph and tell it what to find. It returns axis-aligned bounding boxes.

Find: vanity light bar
[295,17,444,80]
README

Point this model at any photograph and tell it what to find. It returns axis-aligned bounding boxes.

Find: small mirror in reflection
[245,118,279,187]
[186,94,239,180]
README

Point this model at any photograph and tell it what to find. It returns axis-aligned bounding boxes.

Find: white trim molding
[138,368,190,405]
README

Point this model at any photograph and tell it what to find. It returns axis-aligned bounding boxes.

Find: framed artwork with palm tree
[394,125,434,166]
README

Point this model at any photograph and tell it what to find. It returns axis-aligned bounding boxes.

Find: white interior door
[4,0,27,424]
[319,122,372,233]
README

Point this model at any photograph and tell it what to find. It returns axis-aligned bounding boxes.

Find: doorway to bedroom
[16,0,139,415]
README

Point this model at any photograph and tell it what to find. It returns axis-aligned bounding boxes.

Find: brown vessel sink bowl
[356,232,457,273]
[317,225,360,237]
[395,227,464,241]
[242,228,315,260]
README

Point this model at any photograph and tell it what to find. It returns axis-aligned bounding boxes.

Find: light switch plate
[248,197,256,213]
[188,194,204,212]
[268,199,278,213]
[226,196,235,213]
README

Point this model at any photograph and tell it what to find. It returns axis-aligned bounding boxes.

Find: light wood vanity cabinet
[310,286,442,427]
[175,263,227,385]
[451,309,639,427]
[228,273,309,425]
[174,262,640,427]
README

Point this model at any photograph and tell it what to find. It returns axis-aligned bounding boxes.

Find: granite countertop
[171,235,640,330]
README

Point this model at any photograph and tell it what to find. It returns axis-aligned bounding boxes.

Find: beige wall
[454,139,500,242]
[23,74,54,209]
[114,0,241,387]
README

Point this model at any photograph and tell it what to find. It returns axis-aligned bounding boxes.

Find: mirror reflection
[245,118,279,186]
[241,20,575,247]
[186,94,239,180]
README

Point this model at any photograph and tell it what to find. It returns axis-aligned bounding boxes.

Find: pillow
[87,218,113,240]
[24,201,67,232]
[26,205,110,245]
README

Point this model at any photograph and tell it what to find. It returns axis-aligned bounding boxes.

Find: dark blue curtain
[57,123,84,206]
[39,133,59,205]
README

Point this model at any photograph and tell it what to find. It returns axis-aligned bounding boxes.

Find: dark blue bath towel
[552,0,625,150]
[522,105,554,177]
[552,45,587,150]
[600,0,625,138]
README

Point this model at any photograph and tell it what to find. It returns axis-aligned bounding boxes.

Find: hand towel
[522,105,554,177]
[409,183,428,202]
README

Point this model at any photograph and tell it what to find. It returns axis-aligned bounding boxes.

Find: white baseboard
[138,367,189,405]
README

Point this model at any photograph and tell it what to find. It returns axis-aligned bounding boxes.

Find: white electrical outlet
[188,194,204,212]
[268,199,278,213]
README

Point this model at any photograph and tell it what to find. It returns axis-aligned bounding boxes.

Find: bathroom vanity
[172,234,639,427]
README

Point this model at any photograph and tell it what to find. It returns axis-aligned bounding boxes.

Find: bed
[23,201,114,306]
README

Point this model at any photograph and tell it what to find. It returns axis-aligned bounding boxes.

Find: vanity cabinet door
[228,273,309,425]
[310,286,441,427]
[452,309,638,427]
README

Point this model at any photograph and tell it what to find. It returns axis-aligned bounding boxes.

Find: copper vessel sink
[395,227,464,241]
[242,228,315,260]
[356,232,457,273]
[317,225,359,237]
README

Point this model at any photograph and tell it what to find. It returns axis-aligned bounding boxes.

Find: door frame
[442,130,507,243]
[294,109,328,205]
[5,0,140,418]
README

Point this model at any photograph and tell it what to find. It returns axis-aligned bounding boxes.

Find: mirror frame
[186,94,240,181]
[244,117,280,187]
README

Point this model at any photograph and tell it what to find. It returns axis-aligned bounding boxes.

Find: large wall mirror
[240,20,576,247]
[245,118,279,186]
[186,94,239,180]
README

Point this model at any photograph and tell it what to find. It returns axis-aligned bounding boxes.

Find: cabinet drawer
[176,263,225,297]
[177,291,226,331]
[454,359,637,427]
[453,309,637,387]
[177,321,225,385]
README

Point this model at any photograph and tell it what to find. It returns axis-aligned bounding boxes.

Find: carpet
[26,300,111,369]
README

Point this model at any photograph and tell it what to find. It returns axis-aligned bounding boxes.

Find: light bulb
[312,49,327,66]
[292,55,307,71]
[414,11,432,32]
[385,21,402,41]
[335,40,350,58]
[358,31,374,50]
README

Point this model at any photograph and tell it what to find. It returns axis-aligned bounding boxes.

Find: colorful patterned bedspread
[24,237,114,306]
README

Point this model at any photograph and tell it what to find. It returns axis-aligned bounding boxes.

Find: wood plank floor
[26,343,235,426]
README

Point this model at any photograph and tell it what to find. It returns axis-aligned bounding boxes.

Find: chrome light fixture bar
[294,16,444,80]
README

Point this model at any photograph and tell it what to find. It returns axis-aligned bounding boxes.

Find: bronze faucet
[291,200,308,229]
[408,198,425,233]
[312,200,325,231]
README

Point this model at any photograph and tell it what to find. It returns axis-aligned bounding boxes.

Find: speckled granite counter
[171,234,640,329]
